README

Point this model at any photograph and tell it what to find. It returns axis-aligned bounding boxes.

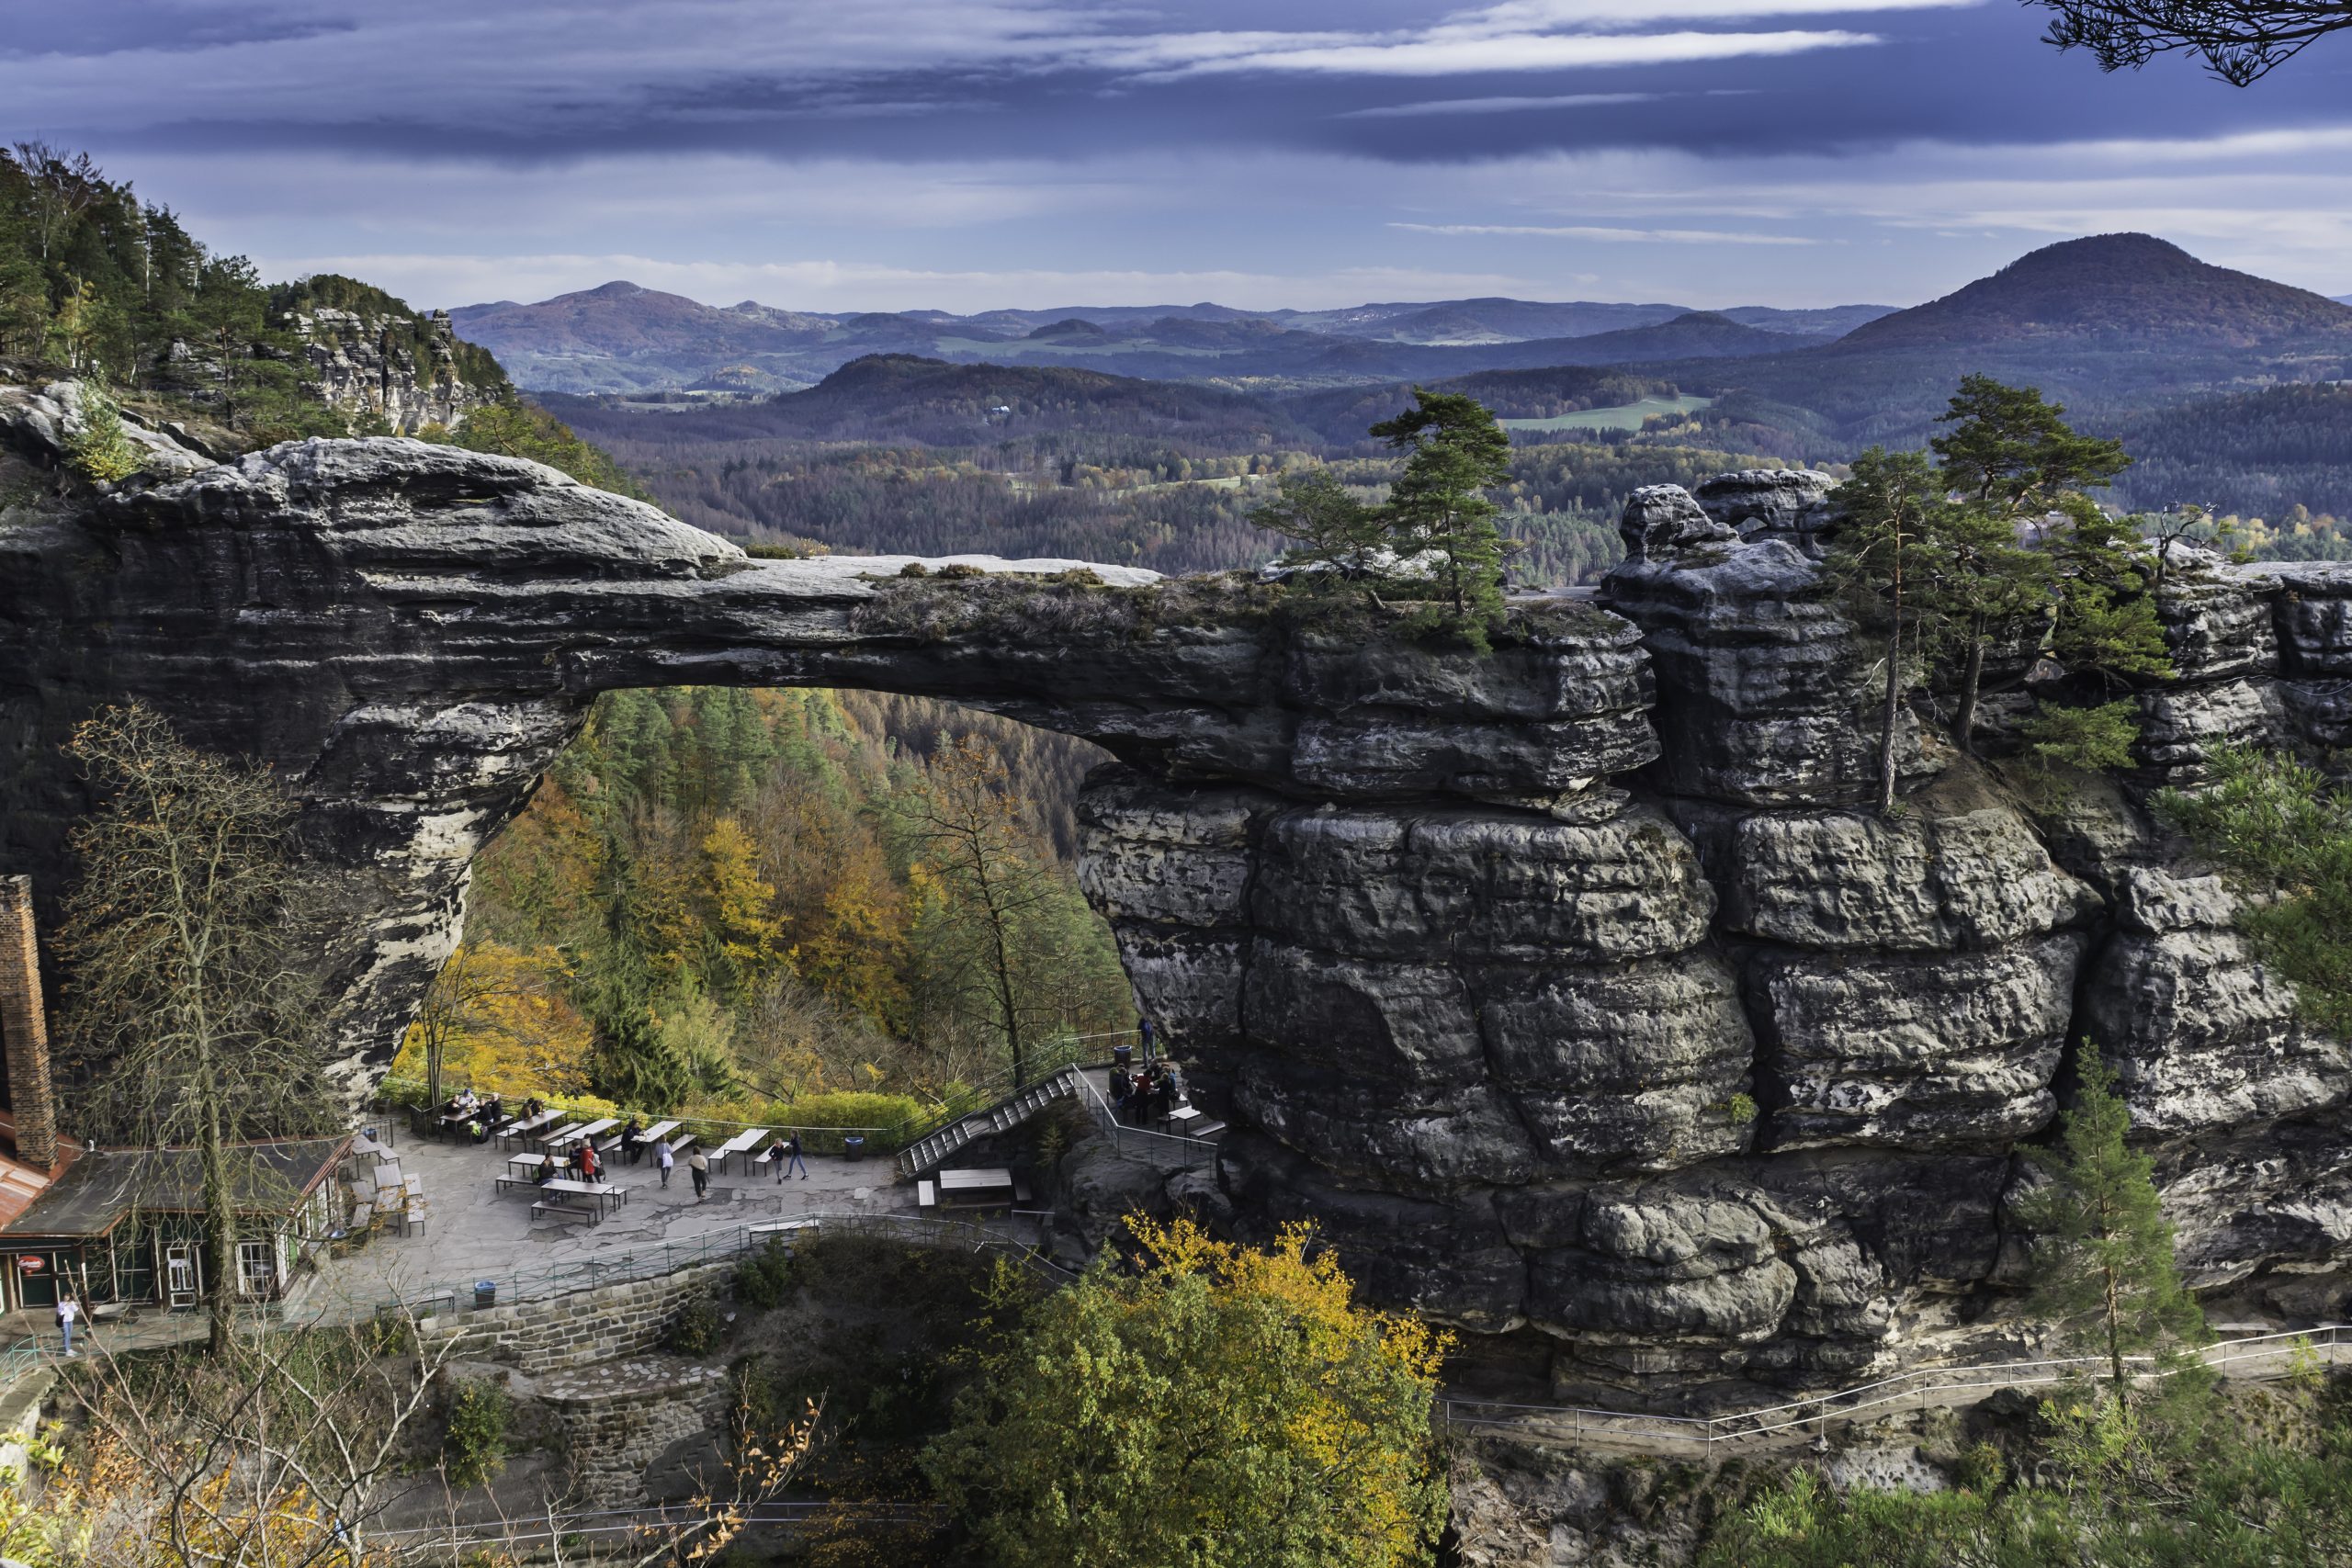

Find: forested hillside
[2111,383,2352,531]
[406,685,1131,1119]
[0,143,507,441]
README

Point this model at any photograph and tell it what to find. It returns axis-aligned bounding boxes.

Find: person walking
[657,1140,675,1189]
[782,1134,808,1180]
[55,1292,77,1359]
[688,1148,710,1201]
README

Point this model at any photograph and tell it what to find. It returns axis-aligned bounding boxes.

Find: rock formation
[287,305,500,434]
[3,396,2348,1401]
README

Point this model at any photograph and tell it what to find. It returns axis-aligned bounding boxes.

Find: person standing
[55,1292,77,1358]
[766,1134,791,1182]
[657,1140,675,1189]
[688,1148,710,1201]
[782,1134,808,1180]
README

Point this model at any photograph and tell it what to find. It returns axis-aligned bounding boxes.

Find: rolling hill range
[1613,234,2352,452]
[450,283,1874,393]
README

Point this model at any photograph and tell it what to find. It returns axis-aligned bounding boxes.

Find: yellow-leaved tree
[922,1215,1453,1568]
[391,941,594,1104]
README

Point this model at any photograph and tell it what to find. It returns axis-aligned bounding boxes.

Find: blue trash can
[842,1134,865,1162]
[475,1280,497,1309]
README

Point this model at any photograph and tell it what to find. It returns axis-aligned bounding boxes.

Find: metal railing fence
[1441,1323,2347,1450]
[336,1209,1075,1325]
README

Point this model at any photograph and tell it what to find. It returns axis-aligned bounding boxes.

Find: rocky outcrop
[288,306,502,434]
[4,390,2349,1400]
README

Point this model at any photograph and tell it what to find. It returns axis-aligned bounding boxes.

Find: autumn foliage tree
[923,1215,1452,1568]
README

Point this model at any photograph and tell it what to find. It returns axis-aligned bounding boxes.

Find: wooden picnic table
[504,1153,551,1179]
[541,1177,625,1216]
[715,1127,772,1174]
[537,1122,586,1152]
[373,1160,404,1190]
[545,1117,617,1152]
[638,1119,681,1147]
[497,1109,560,1150]
[936,1168,1015,1208]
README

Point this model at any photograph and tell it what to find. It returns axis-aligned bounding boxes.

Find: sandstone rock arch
[5,406,2349,1400]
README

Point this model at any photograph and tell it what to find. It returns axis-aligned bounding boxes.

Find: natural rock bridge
[3,390,2348,1404]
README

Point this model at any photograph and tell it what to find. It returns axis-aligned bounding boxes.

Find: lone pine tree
[2017,1053,2207,1391]
[1369,388,1513,652]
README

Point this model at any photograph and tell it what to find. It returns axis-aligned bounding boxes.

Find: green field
[1500,394,1715,433]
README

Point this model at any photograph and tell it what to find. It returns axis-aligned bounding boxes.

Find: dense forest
[2110,383,2352,530]
[394,684,1132,1125]
[556,370,1793,583]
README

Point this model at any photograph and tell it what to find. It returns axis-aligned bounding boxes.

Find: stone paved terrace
[296,1122,929,1317]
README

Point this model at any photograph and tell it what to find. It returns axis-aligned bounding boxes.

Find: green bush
[736,1236,796,1312]
[666,1290,725,1357]
[762,1089,925,1154]
[64,390,145,484]
[441,1381,510,1488]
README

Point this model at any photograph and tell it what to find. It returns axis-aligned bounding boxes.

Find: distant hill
[451,280,1883,393]
[1835,233,2352,351]
[1334,298,1686,344]
[1720,303,1898,337]
[553,354,1319,447]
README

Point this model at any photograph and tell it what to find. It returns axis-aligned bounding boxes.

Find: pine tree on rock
[1823,446,1953,815]
[2017,1052,2207,1392]
[1368,389,1513,652]
[1929,375,2146,751]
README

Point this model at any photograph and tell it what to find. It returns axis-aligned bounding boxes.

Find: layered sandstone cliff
[2,388,2346,1400]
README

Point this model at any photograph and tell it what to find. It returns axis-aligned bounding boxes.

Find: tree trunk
[1953,628,1985,756]
[1877,562,1905,816]
[195,1028,237,1356]
[2106,1263,2126,1392]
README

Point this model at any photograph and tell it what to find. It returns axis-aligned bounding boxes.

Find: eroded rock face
[6,396,2350,1398]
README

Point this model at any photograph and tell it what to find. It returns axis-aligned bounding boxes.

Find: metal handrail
[1441,1323,2348,1449]
[343,1210,1075,1323]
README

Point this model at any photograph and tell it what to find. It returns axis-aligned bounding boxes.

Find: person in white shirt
[56,1292,78,1357]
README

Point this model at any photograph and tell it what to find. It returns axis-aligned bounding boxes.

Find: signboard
[16,1255,43,1273]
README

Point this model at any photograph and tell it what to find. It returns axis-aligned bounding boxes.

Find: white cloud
[1393,221,1820,243]
[0,0,1965,138]
[1114,28,1880,77]
[1337,93,1661,117]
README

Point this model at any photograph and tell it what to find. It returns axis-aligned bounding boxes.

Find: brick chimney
[0,876,60,1170]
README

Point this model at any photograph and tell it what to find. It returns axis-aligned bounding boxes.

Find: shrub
[666,1290,725,1357]
[762,1089,925,1154]
[736,1236,796,1311]
[1954,1440,2005,1494]
[64,389,145,484]
[441,1381,510,1489]
[898,560,933,577]
[934,561,985,580]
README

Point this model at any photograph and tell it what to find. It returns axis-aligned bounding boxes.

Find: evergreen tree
[2016,1052,2207,1389]
[1369,389,1513,651]
[1251,468,1388,578]
[1823,446,1951,814]
[1929,376,2150,748]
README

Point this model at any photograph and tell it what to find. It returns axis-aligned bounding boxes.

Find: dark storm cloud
[13,0,2352,310]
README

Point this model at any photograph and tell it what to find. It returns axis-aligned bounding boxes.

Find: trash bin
[842,1134,865,1162]
[1112,1043,1133,1072]
[474,1280,497,1310]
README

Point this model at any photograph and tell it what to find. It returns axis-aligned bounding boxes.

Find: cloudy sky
[13,1,2352,312]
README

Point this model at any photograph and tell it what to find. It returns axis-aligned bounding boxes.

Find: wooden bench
[1012,1176,1034,1206]
[917,1179,937,1211]
[530,1199,601,1226]
[665,1131,697,1157]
